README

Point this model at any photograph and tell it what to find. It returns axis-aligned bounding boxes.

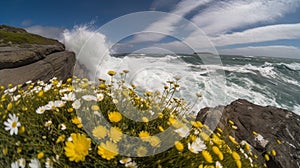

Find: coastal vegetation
[0,70,277,167]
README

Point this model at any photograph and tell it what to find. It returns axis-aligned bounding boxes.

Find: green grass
[0,30,59,45]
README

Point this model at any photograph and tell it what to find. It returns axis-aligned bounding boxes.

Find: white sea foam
[62,25,300,115]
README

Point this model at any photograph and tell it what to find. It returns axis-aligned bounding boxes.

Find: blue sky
[1,0,300,58]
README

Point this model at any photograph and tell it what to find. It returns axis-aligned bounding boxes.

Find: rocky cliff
[0,25,75,86]
[197,99,300,168]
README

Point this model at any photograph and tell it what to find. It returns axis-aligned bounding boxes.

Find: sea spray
[62,25,300,115]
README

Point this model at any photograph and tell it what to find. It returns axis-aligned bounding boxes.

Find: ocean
[63,27,300,116]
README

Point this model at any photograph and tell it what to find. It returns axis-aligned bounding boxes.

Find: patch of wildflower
[0,73,270,167]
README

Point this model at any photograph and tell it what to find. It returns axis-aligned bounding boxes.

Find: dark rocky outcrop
[0,25,75,86]
[197,99,300,168]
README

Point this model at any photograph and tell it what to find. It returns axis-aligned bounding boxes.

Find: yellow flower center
[12,121,17,128]
[76,144,85,155]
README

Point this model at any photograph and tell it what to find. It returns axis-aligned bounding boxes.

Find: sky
[1,0,300,58]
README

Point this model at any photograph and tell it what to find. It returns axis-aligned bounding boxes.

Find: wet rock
[197,99,300,168]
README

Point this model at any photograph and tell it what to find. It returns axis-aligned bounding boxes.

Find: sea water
[63,26,300,115]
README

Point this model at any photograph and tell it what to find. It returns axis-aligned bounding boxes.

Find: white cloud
[26,25,65,40]
[212,23,300,47]
[132,0,212,43]
[220,45,300,58]
[192,0,300,35]
[150,0,180,11]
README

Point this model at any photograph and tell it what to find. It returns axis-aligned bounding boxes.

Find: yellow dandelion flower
[264,154,270,161]
[158,126,164,132]
[139,131,150,141]
[37,151,44,159]
[107,70,116,76]
[276,139,282,144]
[192,121,203,128]
[244,142,251,151]
[190,134,197,142]
[97,141,119,160]
[37,90,44,97]
[212,134,223,145]
[108,111,122,123]
[200,132,210,142]
[149,136,161,147]
[158,113,163,119]
[3,147,8,156]
[236,160,242,168]
[136,146,148,157]
[72,117,82,128]
[198,164,203,168]
[92,125,107,139]
[252,131,258,136]
[202,150,213,163]
[64,133,91,162]
[228,120,235,125]
[7,102,13,111]
[232,151,241,160]
[17,147,22,153]
[67,108,74,113]
[98,83,106,89]
[174,141,184,152]
[168,117,176,125]
[142,117,149,123]
[56,134,65,143]
[19,126,25,134]
[212,146,223,160]
[109,126,122,143]
[67,78,72,83]
[217,128,223,133]
[229,135,239,145]
[271,149,276,156]
[91,105,99,111]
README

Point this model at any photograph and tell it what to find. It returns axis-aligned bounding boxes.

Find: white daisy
[174,126,190,138]
[82,95,97,101]
[125,161,137,168]
[61,92,76,101]
[44,120,52,130]
[96,93,104,101]
[57,81,62,87]
[43,84,53,92]
[13,95,21,101]
[37,80,44,86]
[18,158,26,168]
[120,158,132,164]
[11,161,19,168]
[36,106,47,114]
[8,86,17,93]
[4,113,21,135]
[188,137,207,154]
[26,80,32,84]
[60,123,67,130]
[45,158,53,168]
[45,101,56,110]
[29,158,41,168]
[59,88,69,94]
[216,161,223,168]
[54,100,65,108]
[72,100,81,109]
